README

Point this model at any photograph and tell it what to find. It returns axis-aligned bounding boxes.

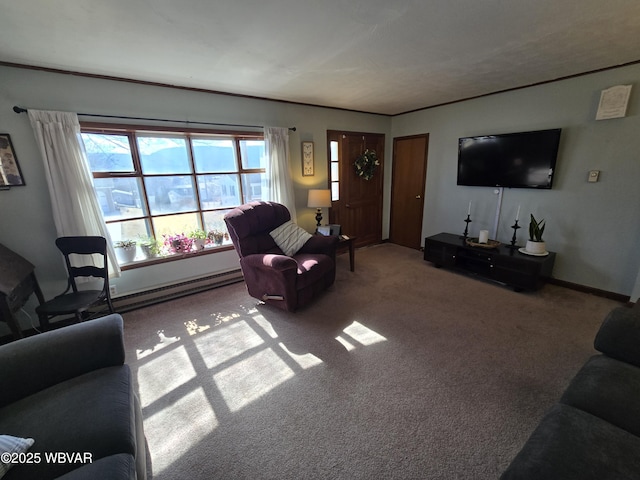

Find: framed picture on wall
[302,141,314,176]
[0,134,26,187]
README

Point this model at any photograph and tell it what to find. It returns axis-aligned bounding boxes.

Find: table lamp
[307,189,332,229]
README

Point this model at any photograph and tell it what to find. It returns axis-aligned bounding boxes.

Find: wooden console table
[0,243,45,339]
[424,233,555,291]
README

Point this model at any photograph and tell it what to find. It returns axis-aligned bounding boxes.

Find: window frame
[81,122,265,270]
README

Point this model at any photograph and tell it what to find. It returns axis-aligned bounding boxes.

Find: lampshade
[307,189,332,208]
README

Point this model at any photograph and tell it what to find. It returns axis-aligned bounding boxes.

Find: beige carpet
[122,243,623,479]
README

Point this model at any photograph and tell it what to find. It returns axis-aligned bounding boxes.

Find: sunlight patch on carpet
[213,348,295,412]
[251,311,278,338]
[136,330,181,360]
[144,387,218,475]
[335,336,355,351]
[335,321,387,350]
[342,321,387,346]
[138,345,197,408]
[194,319,265,369]
[279,342,323,369]
[185,318,211,335]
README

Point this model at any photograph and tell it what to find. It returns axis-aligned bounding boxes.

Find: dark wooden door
[390,134,428,249]
[327,130,384,248]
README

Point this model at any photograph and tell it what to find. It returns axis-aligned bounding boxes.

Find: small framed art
[0,134,26,187]
[302,141,314,176]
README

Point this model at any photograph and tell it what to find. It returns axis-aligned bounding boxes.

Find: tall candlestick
[516,205,520,221]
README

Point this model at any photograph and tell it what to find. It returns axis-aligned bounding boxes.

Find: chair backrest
[55,236,109,293]
[224,201,291,257]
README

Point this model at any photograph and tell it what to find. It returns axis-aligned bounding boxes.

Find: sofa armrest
[242,253,298,272]
[594,306,640,367]
[0,313,125,408]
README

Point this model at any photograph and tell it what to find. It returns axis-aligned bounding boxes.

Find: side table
[337,235,356,272]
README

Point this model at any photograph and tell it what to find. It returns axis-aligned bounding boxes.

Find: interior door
[327,131,384,248]
[389,134,428,249]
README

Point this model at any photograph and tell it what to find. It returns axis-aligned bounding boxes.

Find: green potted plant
[114,239,137,264]
[189,229,207,250]
[138,236,161,259]
[207,229,228,246]
[526,214,547,255]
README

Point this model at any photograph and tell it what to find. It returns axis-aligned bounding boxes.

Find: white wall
[1,63,638,337]
[0,65,390,333]
[391,63,640,299]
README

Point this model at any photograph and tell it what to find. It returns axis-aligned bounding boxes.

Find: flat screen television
[457,128,561,189]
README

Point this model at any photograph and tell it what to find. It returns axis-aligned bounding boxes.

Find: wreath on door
[354,149,380,181]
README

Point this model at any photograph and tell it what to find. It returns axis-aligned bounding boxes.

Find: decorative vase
[525,240,546,255]
[194,239,206,250]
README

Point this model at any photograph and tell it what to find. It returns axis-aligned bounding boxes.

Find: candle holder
[461,214,472,239]
[507,219,521,249]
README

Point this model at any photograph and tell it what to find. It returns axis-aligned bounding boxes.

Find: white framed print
[302,141,314,176]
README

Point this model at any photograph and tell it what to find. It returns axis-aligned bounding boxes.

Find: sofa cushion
[500,403,640,480]
[0,366,136,480]
[0,435,34,479]
[54,454,136,480]
[594,306,640,367]
[269,221,312,256]
[0,315,125,409]
[561,354,640,437]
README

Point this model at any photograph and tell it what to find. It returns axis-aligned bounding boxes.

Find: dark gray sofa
[0,314,146,480]
[501,305,640,479]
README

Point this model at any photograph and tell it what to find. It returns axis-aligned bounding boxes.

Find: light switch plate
[588,170,600,182]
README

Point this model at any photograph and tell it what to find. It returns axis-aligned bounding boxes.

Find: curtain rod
[12,106,296,131]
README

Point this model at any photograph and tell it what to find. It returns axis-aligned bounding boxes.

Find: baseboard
[111,269,244,313]
[547,277,631,304]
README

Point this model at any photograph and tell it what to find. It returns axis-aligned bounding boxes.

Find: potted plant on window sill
[114,240,137,264]
[138,236,161,259]
[189,229,207,250]
[526,214,547,255]
[163,234,193,255]
[207,229,228,246]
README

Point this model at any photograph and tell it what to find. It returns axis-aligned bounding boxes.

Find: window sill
[119,244,235,271]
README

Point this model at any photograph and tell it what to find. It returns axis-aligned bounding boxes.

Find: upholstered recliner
[224,201,338,312]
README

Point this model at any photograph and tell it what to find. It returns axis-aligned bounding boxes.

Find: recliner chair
[224,201,338,312]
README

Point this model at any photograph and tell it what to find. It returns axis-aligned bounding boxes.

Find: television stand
[424,233,555,291]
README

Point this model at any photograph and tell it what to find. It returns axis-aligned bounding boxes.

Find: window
[329,140,340,201]
[81,125,265,267]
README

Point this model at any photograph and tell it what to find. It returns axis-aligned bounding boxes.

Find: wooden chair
[36,236,115,329]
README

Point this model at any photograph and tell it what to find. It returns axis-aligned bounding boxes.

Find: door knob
[415,195,421,199]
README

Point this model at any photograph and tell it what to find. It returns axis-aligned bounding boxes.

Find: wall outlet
[588,170,600,182]
[109,285,117,296]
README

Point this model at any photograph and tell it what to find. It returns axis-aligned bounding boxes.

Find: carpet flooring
[122,243,623,479]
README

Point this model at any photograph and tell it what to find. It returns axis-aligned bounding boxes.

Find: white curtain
[28,110,121,277]
[264,126,297,218]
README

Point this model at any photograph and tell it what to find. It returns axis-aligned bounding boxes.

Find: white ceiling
[1,0,640,115]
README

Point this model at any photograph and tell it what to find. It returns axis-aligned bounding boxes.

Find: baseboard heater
[110,269,244,313]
